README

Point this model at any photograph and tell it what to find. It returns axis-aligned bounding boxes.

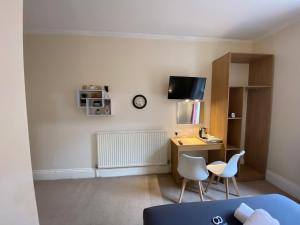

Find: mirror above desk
[177,101,204,125]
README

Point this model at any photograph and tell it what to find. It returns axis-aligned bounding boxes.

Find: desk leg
[171,142,180,184]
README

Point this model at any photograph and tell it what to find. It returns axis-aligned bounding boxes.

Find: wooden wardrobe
[208,53,274,181]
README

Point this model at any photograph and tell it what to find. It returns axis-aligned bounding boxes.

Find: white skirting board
[96,165,170,177]
[33,166,170,180]
[266,170,300,200]
[33,168,96,180]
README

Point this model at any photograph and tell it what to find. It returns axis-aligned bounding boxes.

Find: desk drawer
[178,144,223,152]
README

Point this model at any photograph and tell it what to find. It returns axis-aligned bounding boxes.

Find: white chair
[205,150,245,199]
[177,154,209,203]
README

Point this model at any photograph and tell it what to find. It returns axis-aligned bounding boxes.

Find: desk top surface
[170,137,220,147]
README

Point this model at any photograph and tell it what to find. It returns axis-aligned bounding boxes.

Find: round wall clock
[132,95,147,109]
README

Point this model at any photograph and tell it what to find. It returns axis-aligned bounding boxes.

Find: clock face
[133,95,147,109]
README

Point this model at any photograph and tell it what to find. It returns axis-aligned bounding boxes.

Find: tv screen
[168,76,206,100]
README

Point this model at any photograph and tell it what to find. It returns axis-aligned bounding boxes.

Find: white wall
[0,1,39,224]
[24,34,252,174]
[254,20,300,199]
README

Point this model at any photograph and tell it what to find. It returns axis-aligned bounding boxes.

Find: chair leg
[178,178,187,203]
[232,177,240,196]
[198,181,204,201]
[214,176,221,184]
[205,174,215,192]
[225,178,229,200]
[199,181,205,194]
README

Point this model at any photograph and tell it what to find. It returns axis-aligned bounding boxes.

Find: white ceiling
[24,0,300,40]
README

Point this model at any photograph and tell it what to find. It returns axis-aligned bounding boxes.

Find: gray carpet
[34,174,286,225]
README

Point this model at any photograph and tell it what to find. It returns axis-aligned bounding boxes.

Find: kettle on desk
[199,127,207,139]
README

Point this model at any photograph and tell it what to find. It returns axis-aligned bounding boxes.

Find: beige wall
[0,1,39,224]
[254,21,300,188]
[24,34,251,170]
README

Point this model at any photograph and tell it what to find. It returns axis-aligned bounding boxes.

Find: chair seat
[207,161,227,177]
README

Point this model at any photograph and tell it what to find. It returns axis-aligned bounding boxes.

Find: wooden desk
[171,137,223,184]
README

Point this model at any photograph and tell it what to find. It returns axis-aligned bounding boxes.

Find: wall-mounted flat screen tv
[168,76,206,100]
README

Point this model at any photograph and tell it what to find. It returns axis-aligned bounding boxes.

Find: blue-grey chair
[177,154,209,203]
[205,150,245,199]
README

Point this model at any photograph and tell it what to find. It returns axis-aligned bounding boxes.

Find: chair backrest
[177,154,209,181]
[222,150,245,177]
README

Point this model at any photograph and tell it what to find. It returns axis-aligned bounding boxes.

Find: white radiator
[97,130,169,170]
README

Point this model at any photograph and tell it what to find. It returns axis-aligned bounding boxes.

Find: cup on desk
[230,112,236,118]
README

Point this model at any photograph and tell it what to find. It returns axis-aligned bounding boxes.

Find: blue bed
[143,194,300,225]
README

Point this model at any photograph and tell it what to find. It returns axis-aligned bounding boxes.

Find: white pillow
[244,209,280,225]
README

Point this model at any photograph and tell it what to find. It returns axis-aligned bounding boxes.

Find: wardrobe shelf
[228,117,242,120]
[229,85,272,89]
[237,164,265,182]
[226,144,241,151]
